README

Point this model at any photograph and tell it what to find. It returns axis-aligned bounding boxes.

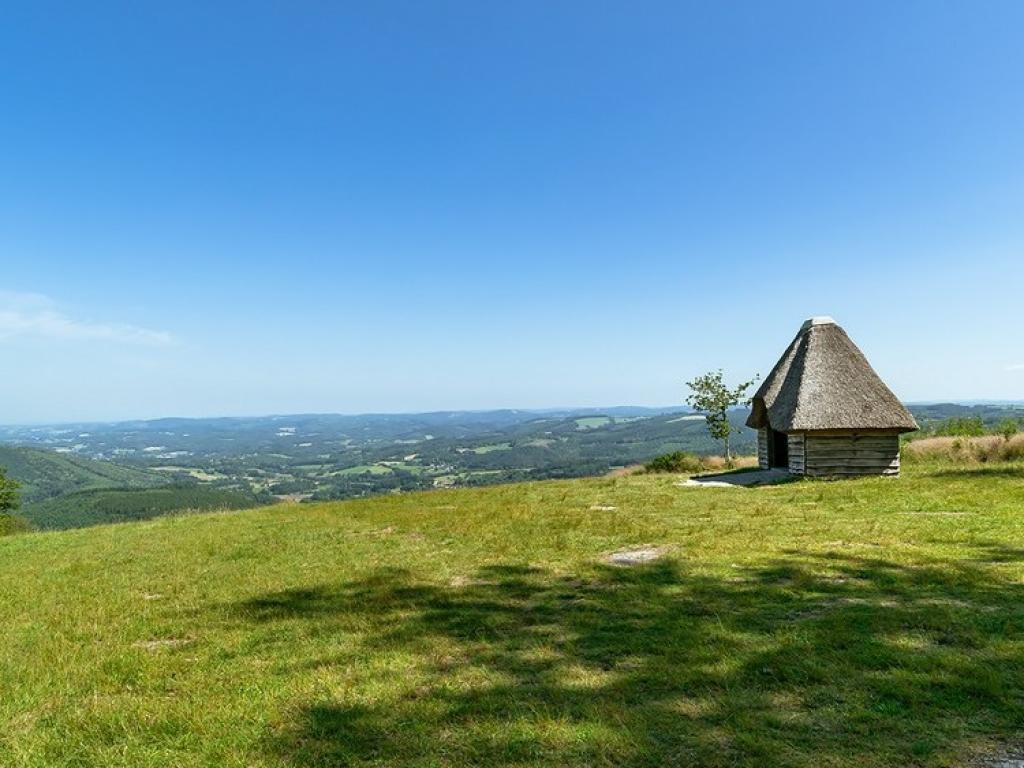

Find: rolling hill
[0,446,265,530]
[1,404,1021,531]
[0,445,166,502]
[22,484,267,530]
[0,409,759,506]
[1,459,1023,767]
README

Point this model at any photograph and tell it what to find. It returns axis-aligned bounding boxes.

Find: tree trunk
[724,432,732,465]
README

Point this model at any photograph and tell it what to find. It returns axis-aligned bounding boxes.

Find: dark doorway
[768,428,789,469]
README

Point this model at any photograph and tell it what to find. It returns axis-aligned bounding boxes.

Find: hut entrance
[768,428,789,469]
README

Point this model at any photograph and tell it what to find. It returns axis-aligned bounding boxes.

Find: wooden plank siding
[757,428,769,470]
[787,433,806,475]
[802,433,901,477]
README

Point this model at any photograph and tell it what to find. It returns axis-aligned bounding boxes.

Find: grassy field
[2,462,1024,767]
[575,416,613,430]
[466,442,513,454]
[335,464,393,476]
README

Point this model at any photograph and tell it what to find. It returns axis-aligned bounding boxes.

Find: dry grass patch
[905,435,1024,464]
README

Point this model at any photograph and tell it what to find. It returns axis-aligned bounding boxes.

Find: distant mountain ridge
[5,402,1020,436]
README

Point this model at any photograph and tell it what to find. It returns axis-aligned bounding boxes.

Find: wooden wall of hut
[787,434,806,475]
[799,432,901,477]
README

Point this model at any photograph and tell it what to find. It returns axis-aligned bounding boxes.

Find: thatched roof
[746,317,918,433]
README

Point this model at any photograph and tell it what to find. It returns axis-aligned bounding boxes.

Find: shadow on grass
[224,553,1024,767]
[968,542,1024,564]
[923,466,1024,480]
[688,468,798,488]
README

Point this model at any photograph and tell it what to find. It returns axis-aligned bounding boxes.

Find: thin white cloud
[0,292,175,346]
[1005,363,1024,372]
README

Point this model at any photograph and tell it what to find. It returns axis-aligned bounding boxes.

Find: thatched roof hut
[747,317,917,477]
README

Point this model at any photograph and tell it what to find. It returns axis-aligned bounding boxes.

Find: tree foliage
[0,467,20,514]
[0,468,26,536]
[643,451,707,474]
[996,418,1020,441]
[932,417,986,438]
[685,370,758,462]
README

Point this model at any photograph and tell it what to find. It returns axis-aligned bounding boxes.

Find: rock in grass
[975,751,1024,768]
[607,547,668,566]
[133,638,194,651]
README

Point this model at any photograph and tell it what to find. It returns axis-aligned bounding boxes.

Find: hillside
[23,485,267,530]
[3,405,1019,507]
[2,461,1023,767]
[0,446,264,530]
[0,445,166,502]
[0,409,759,503]
[2,404,1022,531]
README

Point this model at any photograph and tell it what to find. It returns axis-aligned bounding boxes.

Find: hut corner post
[757,428,769,470]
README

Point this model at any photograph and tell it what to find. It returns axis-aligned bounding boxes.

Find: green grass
[574,416,612,430]
[335,464,393,476]
[3,462,1024,766]
[381,462,428,475]
[468,442,513,454]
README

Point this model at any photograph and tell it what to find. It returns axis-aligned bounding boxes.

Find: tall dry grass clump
[639,452,758,475]
[903,434,1024,463]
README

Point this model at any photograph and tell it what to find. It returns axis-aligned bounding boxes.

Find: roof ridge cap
[799,315,836,332]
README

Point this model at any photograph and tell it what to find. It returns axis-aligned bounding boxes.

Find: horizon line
[3,400,1023,429]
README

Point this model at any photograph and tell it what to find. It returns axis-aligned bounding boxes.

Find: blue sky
[2,1,1023,423]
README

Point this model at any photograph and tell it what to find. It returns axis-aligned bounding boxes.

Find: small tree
[0,468,20,514]
[685,370,758,464]
[996,418,1019,441]
[935,417,985,437]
